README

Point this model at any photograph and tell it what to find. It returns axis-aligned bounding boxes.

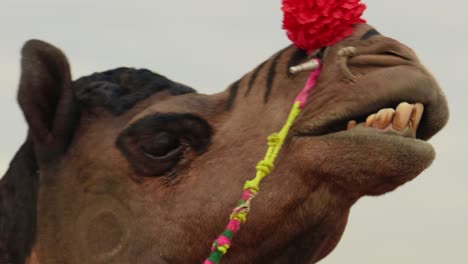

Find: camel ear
[18,40,78,161]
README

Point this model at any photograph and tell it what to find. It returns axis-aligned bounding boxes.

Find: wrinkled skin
[1,24,448,263]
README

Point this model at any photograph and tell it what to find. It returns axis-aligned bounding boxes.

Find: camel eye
[140,132,182,159]
[116,113,211,177]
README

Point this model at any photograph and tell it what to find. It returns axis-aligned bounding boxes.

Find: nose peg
[289,59,320,74]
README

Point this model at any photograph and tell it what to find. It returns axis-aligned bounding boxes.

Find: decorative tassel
[282,0,367,53]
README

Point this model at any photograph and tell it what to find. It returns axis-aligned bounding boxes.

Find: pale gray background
[0,1,467,263]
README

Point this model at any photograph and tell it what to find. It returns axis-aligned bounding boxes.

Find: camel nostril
[336,43,418,81]
[381,50,412,61]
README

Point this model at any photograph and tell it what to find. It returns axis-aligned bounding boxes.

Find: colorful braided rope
[204,59,321,264]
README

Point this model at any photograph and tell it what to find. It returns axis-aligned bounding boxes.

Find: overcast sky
[0,1,467,263]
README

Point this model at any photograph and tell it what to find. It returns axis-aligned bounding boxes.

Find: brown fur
[1,24,448,263]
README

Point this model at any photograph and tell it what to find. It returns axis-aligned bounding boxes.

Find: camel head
[0,24,448,263]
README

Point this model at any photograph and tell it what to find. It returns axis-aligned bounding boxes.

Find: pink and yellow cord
[204,59,321,264]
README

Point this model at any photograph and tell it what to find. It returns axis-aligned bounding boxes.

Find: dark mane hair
[74,67,196,115]
[0,138,37,264]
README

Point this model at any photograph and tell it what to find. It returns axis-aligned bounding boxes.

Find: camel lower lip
[296,126,419,140]
[292,124,436,190]
[345,124,417,139]
[302,127,436,166]
[317,126,432,148]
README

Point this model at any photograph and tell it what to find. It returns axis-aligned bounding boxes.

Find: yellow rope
[243,101,302,193]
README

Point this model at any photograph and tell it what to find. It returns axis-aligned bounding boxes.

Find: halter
[204,59,322,264]
[204,1,366,262]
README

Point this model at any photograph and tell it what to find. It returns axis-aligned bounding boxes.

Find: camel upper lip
[292,66,449,141]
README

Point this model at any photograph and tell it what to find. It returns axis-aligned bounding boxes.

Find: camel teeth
[372,108,395,129]
[346,102,424,138]
[409,103,424,135]
[347,120,357,130]
[365,114,376,127]
[393,102,414,131]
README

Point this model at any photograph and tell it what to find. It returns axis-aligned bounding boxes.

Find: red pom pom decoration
[282,0,367,53]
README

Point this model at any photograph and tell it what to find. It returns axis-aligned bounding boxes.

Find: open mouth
[293,66,449,141]
[295,100,433,141]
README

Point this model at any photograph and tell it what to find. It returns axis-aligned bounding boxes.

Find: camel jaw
[285,62,448,196]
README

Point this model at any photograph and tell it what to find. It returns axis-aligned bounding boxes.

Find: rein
[204,59,322,264]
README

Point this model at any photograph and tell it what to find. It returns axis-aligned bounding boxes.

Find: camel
[0,23,449,263]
